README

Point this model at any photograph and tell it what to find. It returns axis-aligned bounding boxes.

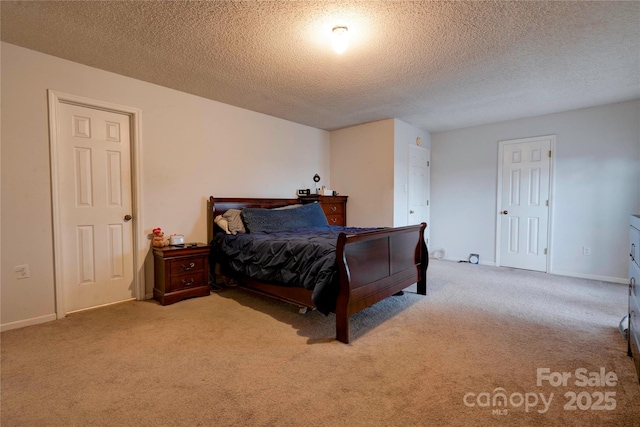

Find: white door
[408,145,430,234]
[498,136,553,272]
[56,102,135,312]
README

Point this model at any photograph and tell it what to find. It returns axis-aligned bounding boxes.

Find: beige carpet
[2,260,639,426]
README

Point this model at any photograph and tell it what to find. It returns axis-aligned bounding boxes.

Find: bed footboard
[335,223,428,343]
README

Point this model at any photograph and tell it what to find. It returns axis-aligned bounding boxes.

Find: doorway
[408,145,430,242]
[496,135,554,272]
[48,91,144,316]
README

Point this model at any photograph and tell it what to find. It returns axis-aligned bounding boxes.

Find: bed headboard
[207,196,302,243]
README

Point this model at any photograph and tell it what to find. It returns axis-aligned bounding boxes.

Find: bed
[207,196,428,343]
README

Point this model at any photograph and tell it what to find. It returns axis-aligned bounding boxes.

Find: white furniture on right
[629,214,640,382]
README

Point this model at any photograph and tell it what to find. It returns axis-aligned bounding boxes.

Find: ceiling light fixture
[331,26,349,54]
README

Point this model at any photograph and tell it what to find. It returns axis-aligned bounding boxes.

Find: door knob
[124,214,132,221]
[501,210,508,215]
[409,210,415,214]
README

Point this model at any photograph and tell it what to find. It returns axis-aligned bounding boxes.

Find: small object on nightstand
[169,234,185,245]
[153,243,210,305]
[151,227,168,247]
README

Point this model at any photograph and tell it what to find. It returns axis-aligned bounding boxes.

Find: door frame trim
[495,135,555,272]
[47,90,145,318]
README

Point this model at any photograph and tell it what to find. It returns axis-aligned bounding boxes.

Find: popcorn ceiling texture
[1,1,638,132]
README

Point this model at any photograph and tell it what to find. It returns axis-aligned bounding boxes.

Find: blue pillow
[242,203,329,233]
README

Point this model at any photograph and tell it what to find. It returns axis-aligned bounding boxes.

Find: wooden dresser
[629,214,640,382]
[299,195,348,226]
[153,243,210,305]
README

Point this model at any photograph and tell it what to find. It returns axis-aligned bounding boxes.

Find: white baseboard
[66,298,136,315]
[432,258,626,283]
[435,256,460,263]
[1,313,57,332]
[436,256,496,266]
[549,269,627,284]
[1,296,154,332]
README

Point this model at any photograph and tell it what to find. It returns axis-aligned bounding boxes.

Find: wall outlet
[14,264,30,279]
[583,246,591,256]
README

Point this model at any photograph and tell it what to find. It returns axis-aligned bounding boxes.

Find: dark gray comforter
[212,226,372,314]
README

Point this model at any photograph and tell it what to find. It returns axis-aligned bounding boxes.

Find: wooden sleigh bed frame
[207,196,428,343]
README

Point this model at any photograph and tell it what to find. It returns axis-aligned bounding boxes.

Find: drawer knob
[181,262,196,271]
[331,206,337,212]
[331,218,337,223]
[181,278,194,286]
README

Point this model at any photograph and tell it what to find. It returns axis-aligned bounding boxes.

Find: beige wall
[1,43,330,329]
[330,118,431,228]
[431,99,640,282]
[330,119,395,227]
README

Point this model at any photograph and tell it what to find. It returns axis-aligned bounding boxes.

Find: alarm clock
[170,234,185,246]
[469,253,479,264]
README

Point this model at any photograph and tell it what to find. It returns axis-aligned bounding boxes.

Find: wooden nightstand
[153,243,210,305]
[299,195,348,226]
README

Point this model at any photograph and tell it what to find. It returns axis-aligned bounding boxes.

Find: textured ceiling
[1,1,639,132]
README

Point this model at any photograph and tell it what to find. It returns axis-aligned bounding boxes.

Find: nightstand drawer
[170,257,205,274]
[326,215,345,226]
[169,273,206,291]
[322,203,344,215]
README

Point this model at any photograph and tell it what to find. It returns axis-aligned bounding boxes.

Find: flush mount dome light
[331,26,349,54]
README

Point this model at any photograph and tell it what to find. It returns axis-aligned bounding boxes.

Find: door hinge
[427,161,430,167]
[544,248,548,255]
[548,150,552,158]
[545,200,549,207]
[426,200,429,206]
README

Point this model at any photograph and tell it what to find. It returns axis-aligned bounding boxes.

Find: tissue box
[320,188,334,196]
